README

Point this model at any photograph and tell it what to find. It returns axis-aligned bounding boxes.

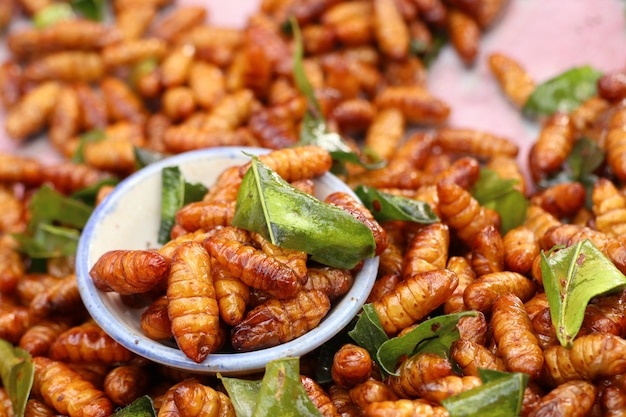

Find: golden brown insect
[0,243,25,293]
[332,343,373,388]
[364,108,405,162]
[0,153,43,186]
[188,61,226,110]
[160,86,197,121]
[48,86,81,154]
[114,4,156,41]
[463,271,536,313]
[530,181,586,219]
[89,250,170,295]
[163,125,255,153]
[447,7,480,64]
[470,224,505,276]
[502,225,540,275]
[40,161,110,195]
[175,200,235,232]
[303,265,354,300]
[238,145,333,183]
[362,399,449,417]
[4,81,60,141]
[32,356,113,417]
[101,37,168,69]
[231,290,330,351]
[528,112,575,182]
[366,273,401,304]
[488,52,535,108]
[432,156,481,190]
[530,380,597,417]
[387,352,453,398]
[378,241,404,278]
[419,375,482,403]
[18,319,72,357]
[74,83,108,131]
[24,51,104,83]
[543,333,626,386]
[600,385,626,417]
[301,375,341,417]
[331,97,376,134]
[435,128,518,159]
[249,232,308,283]
[212,262,250,326]
[451,339,506,377]
[103,365,150,406]
[491,293,543,379]
[101,77,148,125]
[152,5,207,43]
[325,191,389,256]
[486,155,527,195]
[372,0,409,60]
[442,256,475,313]
[524,204,562,240]
[204,226,302,299]
[0,305,31,343]
[592,177,626,237]
[350,378,399,410]
[0,60,22,109]
[178,25,243,67]
[436,182,499,246]
[82,138,137,177]
[375,85,450,125]
[402,223,449,277]
[140,295,172,340]
[50,321,134,364]
[328,384,362,417]
[373,269,458,335]
[29,274,85,321]
[167,241,220,363]
[24,397,58,417]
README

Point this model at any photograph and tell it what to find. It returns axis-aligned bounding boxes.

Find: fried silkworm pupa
[328,384,362,417]
[470,224,505,276]
[174,200,236,232]
[301,375,341,417]
[18,319,72,357]
[362,399,449,417]
[443,256,476,314]
[89,250,169,295]
[0,244,25,293]
[447,7,480,65]
[212,262,249,326]
[0,305,31,343]
[543,333,626,386]
[231,290,330,352]
[451,339,506,377]
[50,321,134,364]
[502,225,539,275]
[162,379,235,417]
[434,128,518,160]
[29,274,84,321]
[373,0,410,60]
[463,271,536,313]
[238,145,333,182]
[418,375,482,403]
[530,380,597,417]
[528,112,575,182]
[364,107,405,162]
[32,356,113,417]
[387,352,453,398]
[204,226,302,299]
[103,365,150,407]
[402,223,449,277]
[303,265,354,300]
[350,378,398,410]
[140,295,172,341]
[592,177,626,237]
[492,293,543,379]
[488,52,535,108]
[4,81,60,141]
[375,85,450,125]
[373,269,458,335]
[332,343,373,388]
[101,37,167,69]
[167,241,220,363]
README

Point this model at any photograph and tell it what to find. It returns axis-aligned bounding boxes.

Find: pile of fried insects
[2,0,626,416]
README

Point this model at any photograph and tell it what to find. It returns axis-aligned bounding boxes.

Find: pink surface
[2,0,626,172]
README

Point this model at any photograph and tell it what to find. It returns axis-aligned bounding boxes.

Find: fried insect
[488,52,535,108]
[29,274,85,321]
[239,145,332,182]
[491,293,543,379]
[18,319,71,357]
[0,244,25,294]
[373,0,410,60]
[401,223,449,277]
[167,241,220,363]
[451,339,506,377]
[101,37,167,68]
[387,352,453,398]
[32,356,113,417]
[175,200,236,232]
[212,262,249,326]
[419,375,482,403]
[204,226,302,299]
[332,343,373,388]
[50,321,134,364]
[530,380,597,417]
[605,122,626,183]
[434,128,518,159]
[443,256,476,313]
[0,305,31,343]
[362,399,449,417]
[437,182,499,246]
[140,295,172,340]
[592,177,626,237]
[373,269,458,335]
[350,378,398,410]
[447,8,480,65]
[329,385,362,417]
[0,60,23,109]
[230,290,330,351]
[543,333,626,386]
[103,365,150,406]
[4,81,60,141]
[89,250,170,295]
[486,155,527,195]
[24,51,104,83]
[528,112,575,182]
[364,108,405,162]
[502,225,540,274]
[375,85,450,125]
[470,224,505,276]
[304,265,354,300]
[463,271,536,313]
[301,375,342,417]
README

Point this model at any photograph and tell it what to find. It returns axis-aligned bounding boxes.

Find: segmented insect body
[212,262,249,326]
[502,226,539,274]
[18,319,71,357]
[332,343,373,388]
[447,8,480,65]
[592,177,626,237]
[362,399,449,417]
[140,295,172,340]
[4,81,60,141]
[301,375,342,417]
[402,223,449,277]
[463,271,536,313]
[528,112,575,182]
[304,266,354,300]
[529,380,597,417]
[175,200,236,232]
[230,290,330,351]
[387,352,453,398]
[103,365,150,406]
[530,182,586,219]
[435,128,518,159]
[167,241,220,363]
[488,52,535,108]
[443,256,476,313]
[470,224,505,276]
[451,339,506,377]
[29,274,85,321]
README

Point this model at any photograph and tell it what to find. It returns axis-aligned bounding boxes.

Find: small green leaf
[0,339,34,417]
[33,3,75,28]
[71,129,106,163]
[27,185,94,231]
[355,185,439,224]
[541,239,626,347]
[158,167,185,244]
[442,371,528,417]
[376,311,477,376]
[221,358,323,417]
[134,147,169,169]
[347,304,390,361]
[183,181,208,205]
[523,66,603,117]
[71,178,120,206]
[111,396,156,417]
[471,168,528,234]
[219,376,262,417]
[70,0,105,21]
[14,224,80,258]
[232,156,376,269]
